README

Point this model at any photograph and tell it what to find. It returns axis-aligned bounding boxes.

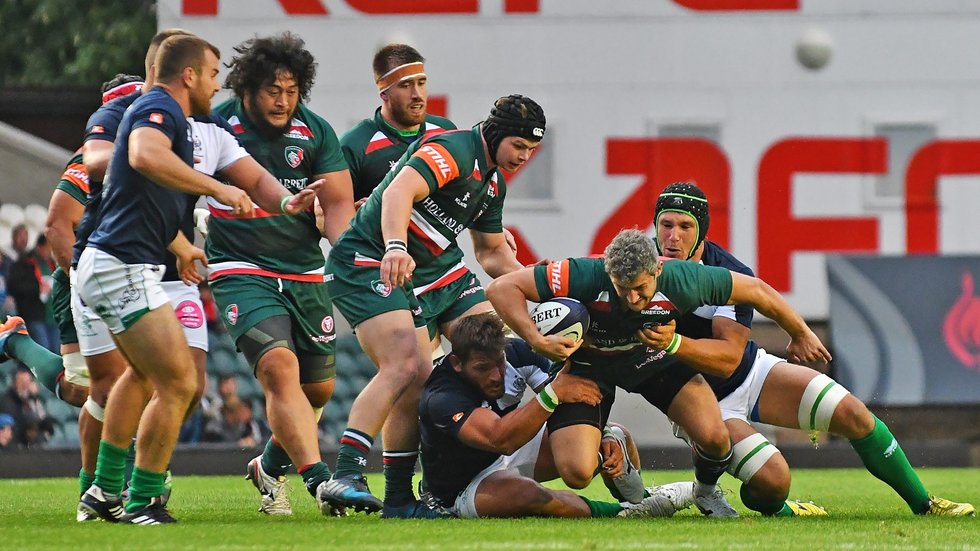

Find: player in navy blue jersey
[650,181,973,517]
[419,313,682,518]
[74,34,249,525]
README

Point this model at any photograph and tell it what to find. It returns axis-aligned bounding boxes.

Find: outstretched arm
[314,169,356,244]
[729,272,832,363]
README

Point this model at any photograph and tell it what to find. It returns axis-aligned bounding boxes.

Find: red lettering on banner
[673,0,798,10]
[182,0,327,15]
[757,138,885,291]
[905,140,980,254]
[505,0,540,13]
[591,138,730,255]
[427,95,448,118]
[346,0,477,14]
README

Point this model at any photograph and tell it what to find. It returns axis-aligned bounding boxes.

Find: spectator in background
[0,368,53,447]
[0,248,13,315]
[0,413,15,448]
[8,234,59,352]
[10,224,29,260]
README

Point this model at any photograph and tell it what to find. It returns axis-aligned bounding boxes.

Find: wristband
[665,333,682,355]
[279,195,291,214]
[535,383,559,413]
[386,239,408,253]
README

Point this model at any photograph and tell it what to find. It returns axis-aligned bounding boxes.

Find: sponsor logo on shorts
[225,304,239,325]
[371,279,392,297]
[309,334,336,344]
[176,300,204,329]
[118,278,142,309]
[457,283,483,300]
[321,315,334,333]
[634,347,668,369]
[285,145,304,168]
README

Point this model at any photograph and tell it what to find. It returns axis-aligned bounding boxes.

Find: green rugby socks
[382,450,418,506]
[261,436,292,478]
[579,496,623,517]
[850,415,930,513]
[6,333,64,395]
[126,468,166,513]
[335,428,373,478]
[93,440,128,496]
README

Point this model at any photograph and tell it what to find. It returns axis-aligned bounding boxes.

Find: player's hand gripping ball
[531,298,590,342]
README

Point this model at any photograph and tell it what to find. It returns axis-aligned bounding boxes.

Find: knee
[557,460,596,490]
[692,424,731,458]
[745,463,791,503]
[59,381,89,408]
[831,396,876,439]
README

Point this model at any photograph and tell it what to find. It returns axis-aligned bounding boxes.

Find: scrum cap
[481,94,545,160]
[655,181,709,259]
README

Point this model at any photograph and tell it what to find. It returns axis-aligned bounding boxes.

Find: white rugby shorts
[452,426,546,518]
[76,248,168,335]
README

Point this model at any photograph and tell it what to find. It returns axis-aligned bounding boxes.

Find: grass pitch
[1,468,977,550]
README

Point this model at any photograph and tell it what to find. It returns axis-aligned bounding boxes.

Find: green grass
[1,469,977,550]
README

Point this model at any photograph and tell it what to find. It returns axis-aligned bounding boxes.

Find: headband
[376,62,426,92]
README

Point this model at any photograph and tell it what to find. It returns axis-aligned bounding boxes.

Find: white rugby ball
[530,297,590,343]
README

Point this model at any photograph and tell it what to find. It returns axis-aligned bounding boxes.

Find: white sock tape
[727,432,779,483]
[798,373,850,433]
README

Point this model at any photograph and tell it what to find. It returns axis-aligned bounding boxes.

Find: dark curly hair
[224,32,317,102]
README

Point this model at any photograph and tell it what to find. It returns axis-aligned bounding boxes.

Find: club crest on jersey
[321,315,334,333]
[225,304,239,325]
[285,146,304,168]
[371,279,392,297]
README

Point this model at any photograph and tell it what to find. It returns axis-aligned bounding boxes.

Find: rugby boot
[694,485,739,518]
[0,316,27,363]
[786,500,828,516]
[317,474,383,514]
[926,496,975,516]
[381,499,454,519]
[647,481,695,512]
[245,456,291,515]
[602,425,645,504]
[124,497,177,525]
[77,484,126,522]
[617,494,677,517]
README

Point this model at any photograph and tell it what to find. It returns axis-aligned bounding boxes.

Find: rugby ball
[531,298,590,343]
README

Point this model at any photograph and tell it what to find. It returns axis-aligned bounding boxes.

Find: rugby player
[487,228,833,518]
[651,181,975,517]
[208,32,356,517]
[76,34,314,525]
[419,312,682,518]
[321,94,544,514]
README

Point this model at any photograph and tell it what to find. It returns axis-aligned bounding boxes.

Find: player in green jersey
[208,32,356,517]
[653,182,975,517]
[487,228,833,518]
[322,95,545,514]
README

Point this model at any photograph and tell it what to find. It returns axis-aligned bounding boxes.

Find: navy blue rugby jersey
[87,87,194,266]
[673,240,760,401]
